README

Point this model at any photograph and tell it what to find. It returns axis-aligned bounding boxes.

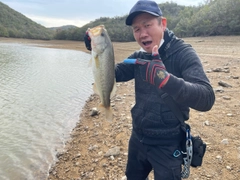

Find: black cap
[126,0,162,26]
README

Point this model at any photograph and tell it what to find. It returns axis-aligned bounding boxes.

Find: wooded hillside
[0,1,53,40]
[53,0,240,41]
[0,0,239,41]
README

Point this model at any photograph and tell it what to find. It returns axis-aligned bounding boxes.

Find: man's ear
[161,17,167,31]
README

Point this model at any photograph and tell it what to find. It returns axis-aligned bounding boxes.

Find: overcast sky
[1,0,204,28]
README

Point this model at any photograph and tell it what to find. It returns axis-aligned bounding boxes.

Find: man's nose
[139,29,148,38]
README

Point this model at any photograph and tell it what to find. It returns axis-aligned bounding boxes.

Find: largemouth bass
[88,25,116,121]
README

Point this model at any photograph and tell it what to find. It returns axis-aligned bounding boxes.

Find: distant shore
[0,37,139,62]
[0,37,89,52]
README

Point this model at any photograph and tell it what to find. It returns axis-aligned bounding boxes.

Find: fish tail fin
[88,58,92,67]
[98,104,113,122]
[105,106,113,122]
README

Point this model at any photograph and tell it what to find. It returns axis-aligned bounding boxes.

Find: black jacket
[115,30,215,145]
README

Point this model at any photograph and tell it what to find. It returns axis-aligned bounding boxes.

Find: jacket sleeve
[162,47,215,111]
[115,54,135,82]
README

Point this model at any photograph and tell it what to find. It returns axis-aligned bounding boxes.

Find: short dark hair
[157,16,162,25]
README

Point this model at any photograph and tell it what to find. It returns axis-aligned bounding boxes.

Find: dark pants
[125,132,183,180]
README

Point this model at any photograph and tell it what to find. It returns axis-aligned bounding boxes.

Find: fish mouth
[89,25,105,36]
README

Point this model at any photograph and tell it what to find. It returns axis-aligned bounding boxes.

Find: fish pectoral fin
[94,55,100,68]
[88,58,92,67]
[93,53,98,59]
[110,79,117,99]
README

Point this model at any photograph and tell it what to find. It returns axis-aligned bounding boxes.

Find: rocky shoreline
[48,82,137,180]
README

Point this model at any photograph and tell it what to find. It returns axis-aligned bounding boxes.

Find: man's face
[132,13,166,53]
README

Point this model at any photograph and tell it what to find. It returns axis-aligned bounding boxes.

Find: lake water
[0,43,93,180]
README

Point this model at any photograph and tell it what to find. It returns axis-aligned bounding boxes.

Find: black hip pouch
[191,135,206,167]
[181,124,207,167]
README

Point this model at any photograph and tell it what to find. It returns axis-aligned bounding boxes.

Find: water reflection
[0,43,93,180]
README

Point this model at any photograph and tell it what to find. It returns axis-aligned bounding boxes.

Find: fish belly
[92,53,115,108]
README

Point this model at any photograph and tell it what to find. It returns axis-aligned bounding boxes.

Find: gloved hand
[124,45,170,88]
[84,31,92,51]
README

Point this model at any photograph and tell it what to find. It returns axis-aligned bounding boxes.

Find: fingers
[152,45,158,55]
[152,45,160,60]
[123,45,161,64]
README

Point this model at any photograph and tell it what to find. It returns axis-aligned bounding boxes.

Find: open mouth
[142,41,152,46]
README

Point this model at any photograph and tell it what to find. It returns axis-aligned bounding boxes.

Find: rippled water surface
[0,43,93,180]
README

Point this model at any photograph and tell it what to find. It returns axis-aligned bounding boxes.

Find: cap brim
[126,11,160,26]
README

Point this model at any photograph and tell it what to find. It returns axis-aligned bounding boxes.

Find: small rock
[204,120,210,126]
[90,107,99,116]
[212,68,223,72]
[223,96,231,100]
[227,113,233,117]
[115,96,122,101]
[206,175,213,178]
[121,176,127,180]
[224,69,230,73]
[221,139,229,144]
[56,151,64,158]
[104,146,121,157]
[223,66,229,69]
[214,87,224,93]
[75,153,81,158]
[110,155,115,160]
[216,155,222,160]
[88,144,98,151]
[232,76,239,79]
[226,166,232,170]
[218,81,232,88]
[102,163,108,167]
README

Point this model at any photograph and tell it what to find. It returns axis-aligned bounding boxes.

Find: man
[85,0,215,179]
